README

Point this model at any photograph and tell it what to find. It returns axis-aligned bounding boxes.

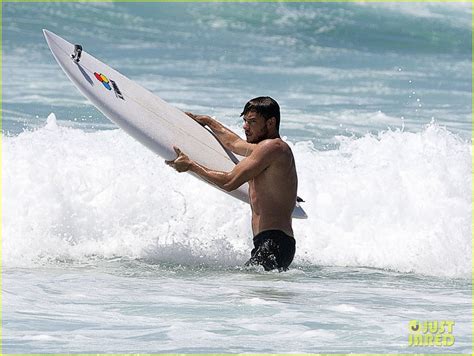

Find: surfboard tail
[293,202,308,219]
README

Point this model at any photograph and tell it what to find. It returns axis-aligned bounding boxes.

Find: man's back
[248,138,297,237]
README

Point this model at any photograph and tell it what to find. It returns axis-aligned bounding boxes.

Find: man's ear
[266,116,276,129]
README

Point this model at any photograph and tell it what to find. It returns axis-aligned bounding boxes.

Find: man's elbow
[226,139,238,153]
[222,179,241,192]
[222,183,237,192]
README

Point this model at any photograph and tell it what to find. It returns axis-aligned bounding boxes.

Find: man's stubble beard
[247,126,269,144]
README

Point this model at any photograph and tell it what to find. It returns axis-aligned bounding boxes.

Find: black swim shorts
[245,230,296,272]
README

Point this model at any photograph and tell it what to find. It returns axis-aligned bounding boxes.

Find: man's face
[243,111,269,143]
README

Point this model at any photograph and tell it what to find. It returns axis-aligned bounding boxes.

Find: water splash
[3,115,471,277]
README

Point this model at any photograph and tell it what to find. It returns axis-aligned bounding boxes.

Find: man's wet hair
[240,96,280,131]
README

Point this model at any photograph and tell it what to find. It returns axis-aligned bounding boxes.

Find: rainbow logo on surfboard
[94,72,112,90]
[94,72,124,100]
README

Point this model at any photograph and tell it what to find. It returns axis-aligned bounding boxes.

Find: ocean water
[3,2,472,353]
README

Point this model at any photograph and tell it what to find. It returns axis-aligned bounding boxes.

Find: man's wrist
[188,160,198,173]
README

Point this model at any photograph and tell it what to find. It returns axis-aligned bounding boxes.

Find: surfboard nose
[43,29,53,45]
[43,29,62,47]
[43,29,75,62]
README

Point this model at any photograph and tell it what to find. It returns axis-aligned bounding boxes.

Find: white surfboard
[43,29,307,219]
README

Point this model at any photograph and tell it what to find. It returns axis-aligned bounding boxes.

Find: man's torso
[248,138,297,237]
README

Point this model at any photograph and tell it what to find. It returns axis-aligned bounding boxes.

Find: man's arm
[185,112,255,157]
[166,143,276,191]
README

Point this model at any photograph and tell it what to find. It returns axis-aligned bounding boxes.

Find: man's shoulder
[257,138,289,152]
[255,138,290,159]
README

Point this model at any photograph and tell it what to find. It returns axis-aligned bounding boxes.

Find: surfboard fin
[71,44,83,63]
[297,196,305,203]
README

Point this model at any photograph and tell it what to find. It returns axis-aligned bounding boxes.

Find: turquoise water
[3,2,472,353]
[4,263,471,353]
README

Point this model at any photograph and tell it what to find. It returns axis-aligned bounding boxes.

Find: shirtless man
[166,97,298,271]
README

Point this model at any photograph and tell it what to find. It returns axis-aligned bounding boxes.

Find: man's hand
[185,112,212,127]
[165,146,192,173]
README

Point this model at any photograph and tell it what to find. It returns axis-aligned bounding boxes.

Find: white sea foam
[3,114,471,277]
[293,123,471,278]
